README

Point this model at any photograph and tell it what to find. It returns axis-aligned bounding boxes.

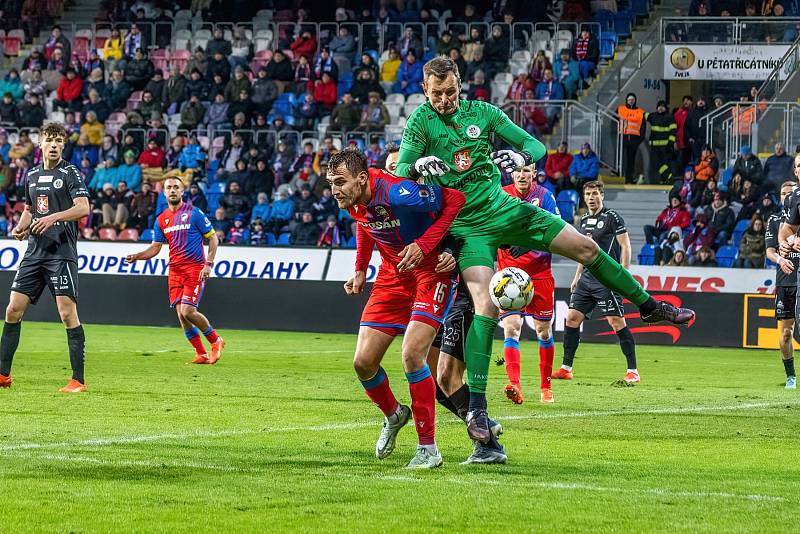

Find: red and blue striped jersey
[153,203,214,268]
[497,183,559,278]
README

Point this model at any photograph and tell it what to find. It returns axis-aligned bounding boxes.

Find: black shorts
[11,258,79,304]
[775,286,797,320]
[432,286,474,362]
[569,281,624,318]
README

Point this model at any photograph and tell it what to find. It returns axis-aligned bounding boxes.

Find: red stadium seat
[251,49,272,70]
[98,228,118,241]
[81,227,95,240]
[117,228,140,241]
[151,48,170,72]
[73,29,92,62]
[169,49,191,73]
[127,91,143,111]
[4,30,25,57]
[95,29,111,50]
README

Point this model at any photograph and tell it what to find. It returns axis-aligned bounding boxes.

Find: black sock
[468,390,487,412]
[640,297,657,315]
[563,325,581,367]
[784,357,796,378]
[0,321,21,376]
[616,326,637,369]
[435,383,460,419]
[66,325,85,383]
[448,383,470,421]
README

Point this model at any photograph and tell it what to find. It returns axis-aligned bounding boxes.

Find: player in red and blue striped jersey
[496,165,560,405]
[330,149,465,469]
[125,178,225,364]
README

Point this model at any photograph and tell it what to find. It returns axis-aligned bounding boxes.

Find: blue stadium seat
[638,244,656,265]
[277,232,291,245]
[593,9,615,31]
[720,168,733,191]
[716,245,738,268]
[0,220,8,235]
[266,233,276,245]
[556,190,579,223]
[629,0,649,17]
[140,228,154,242]
[600,32,618,59]
[338,80,351,97]
[614,11,633,37]
[733,219,749,247]
[345,235,356,248]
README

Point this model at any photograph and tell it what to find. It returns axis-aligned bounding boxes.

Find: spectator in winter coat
[358,92,390,132]
[704,192,736,246]
[102,29,124,63]
[251,192,271,223]
[672,166,703,207]
[732,145,765,190]
[129,181,157,231]
[202,93,230,132]
[291,211,321,246]
[545,141,573,189]
[392,51,423,96]
[294,93,319,131]
[179,95,206,131]
[534,69,565,122]
[54,69,83,112]
[349,68,385,104]
[380,48,401,85]
[224,67,252,104]
[506,70,534,102]
[317,215,342,248]
[290,31,318,63]
[313,73,338,112]
[569,143,600,194]
[266,188,295,236]
[0,70,25,102]
[70,134,100,168]
[176,135,206,173]
[252,68,279,115]
[733,214,766,268]
[690,246,718,267]
[685,96,709,162]
[467,70,492,102]
[23,69,49,100]
[227,216,250,245]
[264,51,294,90]
[116,150,142,191]
[124,49,154,91]
[329,27,356,63]
[763,143,793,191]
[79,111,105,146]
[205,29,232,58]
[18,94,46,128]
[552,49,581,99]
[219,181,250,220]
[694,146,719,182]
[138,138,166,182]
[695,178,719,211]
[667,249,690,266]
[483,25,510,75]
[314,47,340,82]
[674,95,693,167]
[655,226,686,265]
[88,158,117,192]
[136,90,161,121]
[644,193,692,244]
[207,51,232,84]
[188,183,208,213]
[313,188,339,222]
[104,69,132,112]
[572,29,599,82]
[0,93,20,126]
[162,65,187,114]
[684,213,716,258]
[329,93,362,133]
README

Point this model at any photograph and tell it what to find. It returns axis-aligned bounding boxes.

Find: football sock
[503,337,521,386]
[784,357,796,378]
[406,365,436,445]
[0,321,21,376]
[539,335,555,389]
[435,383,460,419]
[184,327,206,355]
[587,250,651,307]
[616,327,637,370]
[360,367,399,417]
[465,314,497,395]
[66,325,85,384]
[448,383,470,421]
[563,325,581,368]
[202,325,219,344]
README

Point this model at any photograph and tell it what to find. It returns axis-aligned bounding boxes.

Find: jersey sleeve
[395,107,429,178]
[152,218,167,243]
[609,210,627,235]
[23,171,32,207]
[784,191,800,225]
[765,215,779,250]
[486,103,547,163]
[541,190,560,217]
[66,166,90,200]
[387,180,442,212]
[193,208,215,238]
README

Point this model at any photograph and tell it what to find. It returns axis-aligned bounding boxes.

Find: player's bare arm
[29,197,90,235]
[11,205,33,240]
[344,270,366,295]
[200,232,219,282]
[778,222,799,256]
[125,242,164,263]
[616,232,632,269]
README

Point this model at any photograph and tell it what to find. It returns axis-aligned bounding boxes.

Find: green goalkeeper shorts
[450,193,567,270]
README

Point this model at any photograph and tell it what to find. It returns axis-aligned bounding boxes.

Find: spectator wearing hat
[54,69,83,112]
[467,70,492,102]
[694,145,719,183]
[224,66,252,102]
[207,51,232,86]
[317,215,342,248]
[104,69,132,112]
[291,211,321,246]
[552,49,581,99]
[294,93,320,131]
[44,26,71,63]
[185,68,209,102]
[227,215,250,245]
[357,92,390,133]
[647,99,677,184]
[392,50,423,97]
[266,187,295,236]
[251,192,271,224]
[684,212,716,260]
[117,150,142,191]
[249,220,267,246]
[685,96,709,162]
[545,141,573,191]
[655,226,686,266]
[732,144,764,190]
[644,193,691,245]
[251,67,279,115]
[690,246,718,267]
[568,143,599,196]
[704,191,736,246]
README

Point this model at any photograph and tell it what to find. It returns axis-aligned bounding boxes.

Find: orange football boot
[0,374,12,388]
[208,338,225,364]
[623,371,640,383]
[504,383,524,404]
[191,354,209,364]
[540,388,555,404]
[551,368,573,380]
[59,379,87,393]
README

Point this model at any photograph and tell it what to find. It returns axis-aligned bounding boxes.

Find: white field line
[16,350,353,354]
[374,475,786,503]
[0,401,796,453]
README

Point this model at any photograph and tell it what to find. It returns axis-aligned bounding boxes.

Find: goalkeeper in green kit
[396,57,695,451]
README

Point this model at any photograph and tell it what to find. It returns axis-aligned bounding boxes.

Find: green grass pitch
[0,322,798,532]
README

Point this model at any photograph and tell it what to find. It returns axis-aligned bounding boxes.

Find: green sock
[465,314,498,394]
[587,250,650,306]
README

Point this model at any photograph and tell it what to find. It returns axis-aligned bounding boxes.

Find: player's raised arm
[488,104,548,173]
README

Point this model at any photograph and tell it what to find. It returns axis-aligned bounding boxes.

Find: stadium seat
[3,29,24,57]
[556,190,579,223]
[118,228,140,241]
[600,32,618,60]
[140,228,154,241]
[127,91,143,112]
[98,228,118,241]
[95,29,111,51]
[277,233,291,245]
[553,29,573,54]
[593,9,615,32]
[406,94,426,106]
[493,72,513,84]
[529,30,551,55]
[151,48,170,72]
[345,235,357,248]
[265,233,276,245]
[733,219,750,247]
[385,93,405,105]
[252,49,273,69]
[614,11,633,37]
[716,245,738,268]
[193,29,212,51]
[385,103,402,123]
[174,29,192,51]
[638,244,656,266]
[74,29,92,62]
[629,0,649,17]
[255,29,274,51]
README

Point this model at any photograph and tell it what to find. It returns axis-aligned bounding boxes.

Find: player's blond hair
[423,56,461,86]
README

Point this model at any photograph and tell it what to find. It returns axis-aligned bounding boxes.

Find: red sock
[202,326,219,344]
[539,336,555,389]
[504,338,521,386]
[407,368,436,445]
[184,328,206,355]
[360,367,399,417]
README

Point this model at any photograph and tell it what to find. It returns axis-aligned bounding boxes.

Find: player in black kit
[0,123,91,392]
[775,180,800,390]
[552,181,640,384]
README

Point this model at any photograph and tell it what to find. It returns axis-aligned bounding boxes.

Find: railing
[660,17,800,44]
[501,99,622,174]
[757,35,800,100]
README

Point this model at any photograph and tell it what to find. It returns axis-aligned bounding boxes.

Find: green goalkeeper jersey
[395,99,547,227]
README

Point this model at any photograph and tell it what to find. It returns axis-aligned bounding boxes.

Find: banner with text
[664,44,792,80]
[0,240,327,280]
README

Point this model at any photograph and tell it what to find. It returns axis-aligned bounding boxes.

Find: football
[489,267,534,311]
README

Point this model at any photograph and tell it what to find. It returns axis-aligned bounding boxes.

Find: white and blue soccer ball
[489,267,534,311]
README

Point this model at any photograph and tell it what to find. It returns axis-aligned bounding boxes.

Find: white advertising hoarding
[663,44,792,80]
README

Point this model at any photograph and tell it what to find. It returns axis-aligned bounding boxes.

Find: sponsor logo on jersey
[374,205,389,218]
[163,223,191,233]
[466,125,481,138]
[36,195,49,214]
[361,219,400,230]
[453,149,472,171]
[38,175,53,183]
[53,178,63,189]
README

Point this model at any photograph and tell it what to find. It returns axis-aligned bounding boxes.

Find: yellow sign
[742,294,800,349]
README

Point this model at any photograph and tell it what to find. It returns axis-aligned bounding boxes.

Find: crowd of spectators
[667,1,800,44]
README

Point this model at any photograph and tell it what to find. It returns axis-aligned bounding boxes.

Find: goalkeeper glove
[491,149,532,172]
[408,156,449,179]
